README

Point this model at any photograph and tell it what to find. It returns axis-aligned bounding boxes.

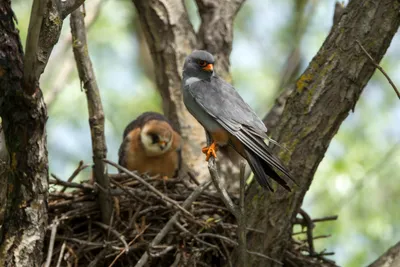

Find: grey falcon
[181,50,294,191]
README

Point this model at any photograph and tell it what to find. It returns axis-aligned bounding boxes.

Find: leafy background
[11,0,400,266]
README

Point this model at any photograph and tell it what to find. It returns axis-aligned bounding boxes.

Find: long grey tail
[244,148,291,191]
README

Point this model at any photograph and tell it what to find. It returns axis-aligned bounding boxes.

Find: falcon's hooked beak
[158,140,167,150]
[202,63,214,72]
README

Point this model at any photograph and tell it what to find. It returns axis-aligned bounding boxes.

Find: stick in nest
[134,180,212,267]
[104,159,194,218]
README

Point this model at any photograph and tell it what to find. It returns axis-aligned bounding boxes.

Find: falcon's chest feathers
[119,118,181,178]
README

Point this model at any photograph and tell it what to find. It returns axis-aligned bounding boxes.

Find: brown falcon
[118,112,181,178]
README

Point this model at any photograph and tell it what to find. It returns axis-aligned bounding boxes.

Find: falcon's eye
[198,60,207,67]
[149,133,159,144]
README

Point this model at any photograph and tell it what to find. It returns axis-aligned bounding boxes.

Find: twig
[108,224,150,267]
[109,178,151,206]
[175,222,221,253]
[298,208,316,256]
[55,241,66,267]
[237,161,247,267]
[93,221,129,252]
[134,181,212,267]
[71,7,112,224]
[61,161,90,192]
[196,233,238,246]
[312,215,338,223]
[356,40,400,99]
[149,245,175,258]
[105,159,194,218]
[87,248,108,267]
[247,250,283,265]
[44,216,59,267]
[207,157,239,218]
[170,253,181,267]
[66,245,79,267]
[312,234,332,240]
[50,174,93,190]
[56,236,119,249]
[221,241,233,267]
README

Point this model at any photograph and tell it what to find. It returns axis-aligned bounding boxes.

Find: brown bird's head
[140,120,174,156]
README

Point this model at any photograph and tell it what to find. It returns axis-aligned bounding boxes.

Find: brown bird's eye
[198,60,207,67]
[149,133,159,144]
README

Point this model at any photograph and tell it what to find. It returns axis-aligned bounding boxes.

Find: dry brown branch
[237,161,247,267]
[70,7,112,224]
[50,173,94,190]
[93,221,129,252]
[356,40,400,99]
[108,225,150,267]
[61,161,91,192]
[208,157,239,218]
[56,241,67,267]
[44,217,59,267]
[247,250,283,265]
[298,209,316,256]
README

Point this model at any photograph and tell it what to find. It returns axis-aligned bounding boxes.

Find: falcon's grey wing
[186,76,293,181]
[186,76,268,136]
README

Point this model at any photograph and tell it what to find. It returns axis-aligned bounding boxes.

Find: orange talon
[201,142,218,161]
[162,175,169,181]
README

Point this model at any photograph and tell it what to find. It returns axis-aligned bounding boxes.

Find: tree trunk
[0,1,49,266]
[239,0,400,265]
[368,241,400,267]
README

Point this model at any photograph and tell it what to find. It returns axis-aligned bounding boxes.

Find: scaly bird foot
[201,142,218,161]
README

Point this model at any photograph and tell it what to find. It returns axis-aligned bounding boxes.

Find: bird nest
[44,161,337,267]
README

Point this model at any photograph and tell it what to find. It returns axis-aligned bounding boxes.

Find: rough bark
[0,121,9,226]
[239,0,400,266]
[368,241,400,267]
[0,1,48,266]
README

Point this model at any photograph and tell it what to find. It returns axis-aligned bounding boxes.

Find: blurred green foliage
[11,0,400,266]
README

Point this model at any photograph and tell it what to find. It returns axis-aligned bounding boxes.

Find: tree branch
[236,0,400,266]
[237,162,247,267]
[23,0,86,95]
[195,0,246,80]
[60,0,86,19]
[356,40,400,99]
[70,7,112,224]
[368,241,400,267]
